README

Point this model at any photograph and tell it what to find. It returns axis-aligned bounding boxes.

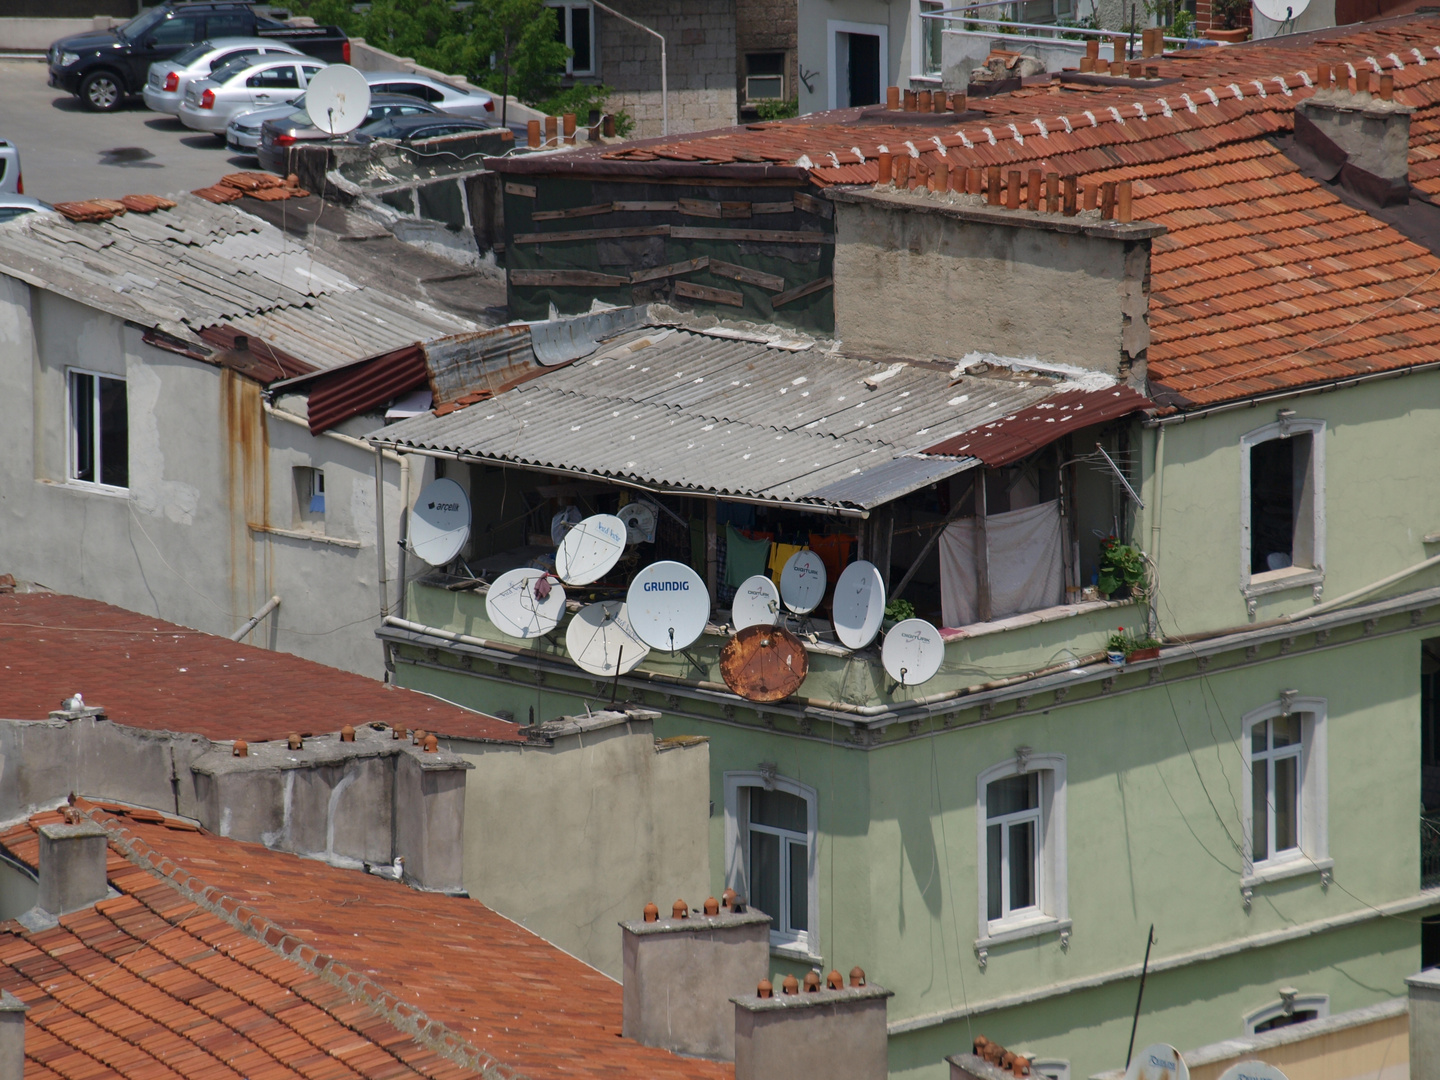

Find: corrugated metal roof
[373,326,1092,510]
[921,386,1152,465]
[305,343,427,434]
[0,194,478,374]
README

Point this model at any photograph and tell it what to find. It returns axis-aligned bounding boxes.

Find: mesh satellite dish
[720,624,809,702]
[1216,1064,1286,1080]
[304,65,372,135]
[881,618,944,687]
[551,505,582,546]
[832,560,886,650]
[732,574,781,631]
[484,567,566,640]
[565,600,649,675]
[1252,0,1308,22]
[779,549,827,615]
[555,514,627,585]
[409,478,471,566]
[626,560,710,652]
[1125,1046,1190,1080]
[617,501,657,545]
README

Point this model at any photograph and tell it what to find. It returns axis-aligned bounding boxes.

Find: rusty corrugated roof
[305,343,428,434]
[921,386,1152,464]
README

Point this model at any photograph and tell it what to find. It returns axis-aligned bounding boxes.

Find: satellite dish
[779,549,827,615]
[409,478,471,566]
[484,567,566,639]
[1216,1064,1286,1080]
[832,560,886,650]
[555,514,627,585]
[720,624,809,702]
[565,600,649,675]
[304,65,371,135]
[1125,1046,1190,1080]
[551,505,582,546]
[617,501,657,545]
[626,560,710,652]
[732,574,781,630]
[1252,0,1308,22]
[881,618,944,686]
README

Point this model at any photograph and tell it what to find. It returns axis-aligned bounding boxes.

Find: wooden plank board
[514,224,672,244]
[671,226,831,244]
[752,201,795,214]
[612,201,680,212]
[630,257,709,284]
[793,191,834,219]
[721,202,753,218]
[678,197,723,218]
[708,259,785,292]
[531,202,616,221]
[504,182,537,198]
[675,280,745,307]
[510,269,631,287]
[770,276,833,308]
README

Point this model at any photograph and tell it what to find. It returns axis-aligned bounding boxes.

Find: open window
[547,2,594,76]
[294,466,326,531]
[1240,416,1325,599]
[975,754,1068,945]
[68,369,129,490]
[724,772,818,958]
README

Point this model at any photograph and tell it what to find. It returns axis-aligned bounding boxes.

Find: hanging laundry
[724,524,771,588]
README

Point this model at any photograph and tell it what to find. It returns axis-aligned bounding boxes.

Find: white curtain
[938,500,1065,629]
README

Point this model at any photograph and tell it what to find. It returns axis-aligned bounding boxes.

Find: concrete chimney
[37,821,109,916]
[0,992,25,1080]
[620,902,771,1060]
[1295,86,1412,204]
[731,978,893,1079]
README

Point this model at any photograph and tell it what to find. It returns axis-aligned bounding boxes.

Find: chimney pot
[563,112,576,137]
[1083,182,1098,211]
[894,154,910,187]
[781,974,800,994]
[877,152,893,186]
[672,899,689,919]
[545,115,559,144]
[1100,180,1117,219]
[37,821,109,917]
[886,85,900,109]
[1145,65,1159,79]
[950,164,965,194]
[931,160,947,192]
[287,732,303,750]
[986,166,1001,205]
[1013,1054,1032,1076]
[1380,73,1394,101]
[234,334,249,352]
[722,887,737,909]
[392,725,406,740]
[603,113,616,138]
[1126,61,1142,78]
[643,901,660,921]
[827,969,844,989]
[1109,59,1125,77]
[413,728,427,745]
[1005,170,1021,210]
[802,971,821,992]
[1026,168,1042,211]
[340,724,355,743]
[953,92,967,112]
[527,119,541,147]
[1085,38,1099,59]
[232,740,248,757]
[757,978,773,997]
[903,89,916,111]
[1079,56,1095,73]
[423,734,439,752]
[1062,175,1078,216]
[1045,171,1060,213]
[704,896,720,915]
[0,991,25,1080]
[917,89,932,111]
[849,966,867,987]
[1116,180,1133,222]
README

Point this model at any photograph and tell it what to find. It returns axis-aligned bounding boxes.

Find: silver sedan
[363,72,495,119]
[178,55,327,135]
[144,38,305,116]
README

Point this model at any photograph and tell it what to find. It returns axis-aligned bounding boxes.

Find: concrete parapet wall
[605,88,739,138]
[347,38,549,128]
[0,16,119,52]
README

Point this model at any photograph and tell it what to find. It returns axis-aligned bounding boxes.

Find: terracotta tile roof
[0,592,520,744]
[0,806,732,1080]
[533,19,1440,408]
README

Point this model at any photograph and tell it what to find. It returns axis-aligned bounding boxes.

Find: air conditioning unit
[745,74,784,102]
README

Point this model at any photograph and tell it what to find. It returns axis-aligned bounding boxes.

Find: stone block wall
[735,0,796,115]
[597,0,738,135]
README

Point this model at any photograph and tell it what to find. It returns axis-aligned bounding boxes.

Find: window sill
[250,523,361,549]
[770,938,824,965]
[1242,856,1331,889]
[1242,567,1323,599]
[976,916,1071,949]
[942,598,1134,642]
[37,478,130,500]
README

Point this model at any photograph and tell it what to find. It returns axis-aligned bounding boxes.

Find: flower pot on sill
[1126,646,1161,663]
[1207,27,1249,40]
[1106,650,1125,665]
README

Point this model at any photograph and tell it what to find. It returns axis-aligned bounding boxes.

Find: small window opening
[1249,431,1314,574]
[294,467,325,529]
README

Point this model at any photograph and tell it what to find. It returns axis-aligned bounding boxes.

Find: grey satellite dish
[485,566,566,639]
[555,514,627,585]
[731,574,780,631]
[881,618,944,686]
[566,600,649,675]
[626,560,710,652]
[409,478,470,566]
[779,549,827,615]
[832,560,886,649]
[1216,1064,1286,1080]
[551,505,582,546]
[1252,0,1308,21]
[1125,1046,1190,1080]
[304,64,372,135]
[617,501,657,545]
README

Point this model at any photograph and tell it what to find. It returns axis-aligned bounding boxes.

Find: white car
[363,71,495,119]
[0,195,51,223]
[144,37,305,116]
[0,140,21,195]
[178,54,326,135]
[226,99,303,152]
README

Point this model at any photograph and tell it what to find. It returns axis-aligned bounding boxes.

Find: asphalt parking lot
[0,57,260,204]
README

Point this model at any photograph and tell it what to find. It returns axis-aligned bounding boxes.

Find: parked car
[143,37,304,115]
[0,195,53,223]
[47,1,348,112]
[257,94,441,172]
[0,140,21,195]
[362,72,495,118]
[352,115,498,145]
[178,55,328,136]
[226,99,305,153]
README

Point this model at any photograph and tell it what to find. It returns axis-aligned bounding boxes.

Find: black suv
[48,1,348,112]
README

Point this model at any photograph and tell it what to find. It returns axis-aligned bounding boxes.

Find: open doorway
[828,20,888,109]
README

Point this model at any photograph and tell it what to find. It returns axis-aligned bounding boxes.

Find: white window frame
[975,754,1068,945]
[67,367,129,493]
[1239,417,1325,600]
[827,19,889,111]
[723,771,819,959]
[1028,1061,1070,1080]
[915,0,945,77]
[1244,993,1329,1034]
[547,1,595,76]
[1241,697,1329,886]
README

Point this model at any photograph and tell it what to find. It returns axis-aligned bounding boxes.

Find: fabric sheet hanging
[938,500,1065,629]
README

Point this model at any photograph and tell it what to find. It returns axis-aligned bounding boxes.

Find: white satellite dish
[1125,1045,1190,1080]
[1216,1064,1286,1080]
[1252,0,1308,23]
[617,501,657,545]
[565,600,649,675]
[779,549,827,615]
[626,560,710,652]
[881,618,944,686]
[732,574,781,630]
[304,65,372,135]
[551,505,582,546]
[485,566,566,639]
[409,478,471,566]
[832,561,886,649]
[555,514,627,585]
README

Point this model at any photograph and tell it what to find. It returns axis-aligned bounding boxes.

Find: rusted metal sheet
[197,325,316,384]
[305,343,427,435]
[423,325,536,406]
[921,386,1152,466]
[720,625,809,702]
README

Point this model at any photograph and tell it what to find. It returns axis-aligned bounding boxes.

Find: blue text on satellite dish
[643,580,691,591]
[1148,1057,1177,1072]
[598,522,624,543]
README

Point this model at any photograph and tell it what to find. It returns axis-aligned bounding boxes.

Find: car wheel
[80,71,124,112]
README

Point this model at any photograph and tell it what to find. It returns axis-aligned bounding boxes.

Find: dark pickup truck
[48,1,349,111]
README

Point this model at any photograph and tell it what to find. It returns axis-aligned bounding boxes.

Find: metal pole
[375,446,389,618]
[589,0,668,135]
[231,595,281,642]
[1125,925,1156,1070]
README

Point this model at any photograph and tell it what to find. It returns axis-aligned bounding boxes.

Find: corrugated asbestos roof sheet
[0,194,477,374]
[922,386,1152,464]
[374,326,1124,509]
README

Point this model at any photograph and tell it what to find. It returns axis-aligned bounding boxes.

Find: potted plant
[1097,538,1147,601]
[883,598,915,631]
[1105,628,1130,664]
[1105,627,1162,664]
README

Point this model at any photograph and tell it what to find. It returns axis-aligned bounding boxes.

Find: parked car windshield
[209,56,262,84]
[118,7,168,41]
[171,40,218,66]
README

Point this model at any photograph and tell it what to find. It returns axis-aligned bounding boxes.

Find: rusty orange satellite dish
[720,624,809,702]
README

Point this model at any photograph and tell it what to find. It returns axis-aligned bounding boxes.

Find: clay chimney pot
[232,740,248,757]
[802,971,821,992]
[757,978,774,998]
[643,901,660,922]
[287,732,302,750]
[392,725,407,740]
[849,965,866,987]
[340,724,355,742]
[703,896,720,915]
[672,899,689,919]
[722,887,737,908]
[422,734,439,752]
[781,974,800,994]
[827,969,844,989]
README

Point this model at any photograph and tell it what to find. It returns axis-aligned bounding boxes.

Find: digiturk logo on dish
[643,579,690,591]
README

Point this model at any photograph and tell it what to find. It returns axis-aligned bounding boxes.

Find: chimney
[1294,82,1411,205]
[620,898,771,1060]
[37,821,109,916]
[0,991,25,1080]
[732,970,893,1079]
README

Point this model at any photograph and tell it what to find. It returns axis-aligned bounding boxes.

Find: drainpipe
[1147,423,1165,638]
[375,446,388,618]
[231,595,281,642]
[590,0,667,136]
[397,453,411,620]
